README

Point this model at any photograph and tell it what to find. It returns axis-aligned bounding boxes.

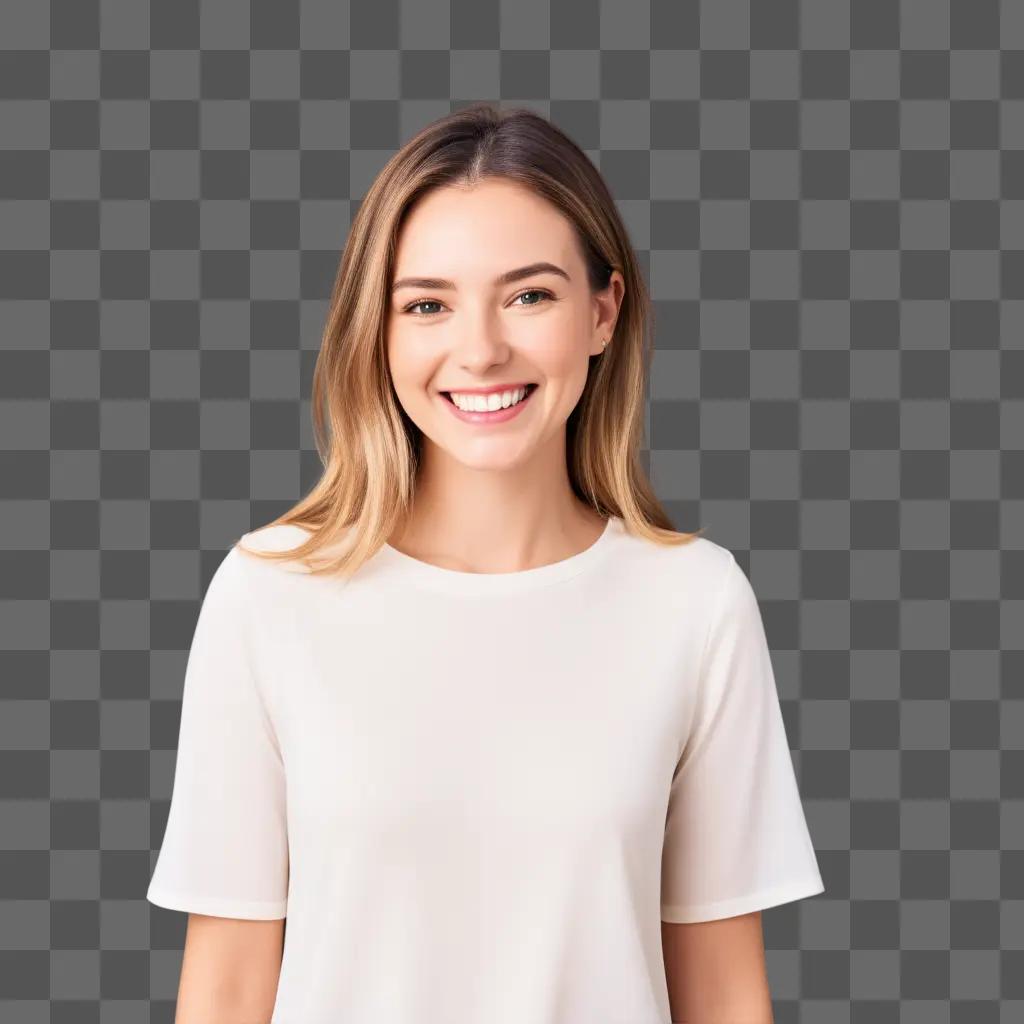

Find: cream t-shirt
[147,515,824,1023]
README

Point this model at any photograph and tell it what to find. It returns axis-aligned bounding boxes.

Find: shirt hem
[147,885,288,920]
[660,874,825,923]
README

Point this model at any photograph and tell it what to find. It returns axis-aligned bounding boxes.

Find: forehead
[392,180,580,277]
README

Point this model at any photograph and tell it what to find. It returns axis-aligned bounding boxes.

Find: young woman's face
[386,178,620,472]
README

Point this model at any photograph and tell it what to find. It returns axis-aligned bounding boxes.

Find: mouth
[439,383,539,422]
[440,385,540,407]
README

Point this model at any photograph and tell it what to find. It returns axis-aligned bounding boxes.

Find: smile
[440,383,538,424]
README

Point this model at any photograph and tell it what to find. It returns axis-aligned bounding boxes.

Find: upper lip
[439,382,535,395]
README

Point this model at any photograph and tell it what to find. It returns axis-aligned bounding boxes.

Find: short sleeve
[146,545,289,920]
[661,551,824,923]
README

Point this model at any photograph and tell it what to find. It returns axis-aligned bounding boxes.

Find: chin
[439,445,536,473]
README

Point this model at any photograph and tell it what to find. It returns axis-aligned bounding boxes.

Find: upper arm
[661,911,773,1023]
[175,913,286,1021]
[147,545,290,920]
[661,551,824,924]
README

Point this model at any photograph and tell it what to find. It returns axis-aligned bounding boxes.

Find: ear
[592,269,625,353]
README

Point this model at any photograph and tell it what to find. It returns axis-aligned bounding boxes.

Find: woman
[147,103,824,1023]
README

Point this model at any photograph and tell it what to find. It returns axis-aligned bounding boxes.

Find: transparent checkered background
[1,1,1022,1021]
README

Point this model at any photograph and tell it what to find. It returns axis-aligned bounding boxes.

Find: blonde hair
[237,102,706,578]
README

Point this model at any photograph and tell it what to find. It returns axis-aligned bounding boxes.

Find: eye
[402,299,445,316]
[400,288,555,317]
[510,288,554,307]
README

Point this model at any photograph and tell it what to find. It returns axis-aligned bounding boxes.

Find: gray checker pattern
[1,1,1023,1022]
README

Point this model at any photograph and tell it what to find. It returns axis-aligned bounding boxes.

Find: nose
[448,302,512,371]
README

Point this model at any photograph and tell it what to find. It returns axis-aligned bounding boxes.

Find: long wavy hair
[236,102,705,578]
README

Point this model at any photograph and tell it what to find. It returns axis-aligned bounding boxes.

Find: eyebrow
[391,261,571,293]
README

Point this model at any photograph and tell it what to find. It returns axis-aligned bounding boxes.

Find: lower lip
[440,385,537,425]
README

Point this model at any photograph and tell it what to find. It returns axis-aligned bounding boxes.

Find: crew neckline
[378,516,622,595]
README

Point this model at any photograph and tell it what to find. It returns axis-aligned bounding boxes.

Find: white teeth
[449,386,529,412]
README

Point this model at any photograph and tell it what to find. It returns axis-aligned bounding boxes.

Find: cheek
[386,330,434,395]
[526,319,592,382]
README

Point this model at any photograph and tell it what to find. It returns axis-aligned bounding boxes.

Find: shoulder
[236,522,314,555]
[229,522,321,578]
[191,525,317,618]
[638,531,735,594]
[609,529,737,634]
